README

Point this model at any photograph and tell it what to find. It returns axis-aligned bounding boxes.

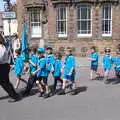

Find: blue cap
[47,45,53,49]
[37,48,45,53]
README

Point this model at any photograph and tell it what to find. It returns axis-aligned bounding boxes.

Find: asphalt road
[0,68,120,120]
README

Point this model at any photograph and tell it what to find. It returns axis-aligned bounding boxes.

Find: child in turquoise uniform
[34,48,49,98]
[112,50,120,84]
[53,52,63,91]
[102,47,113,84]
[89,46,100,80]
[13,49,27,89]
[29,48,38,74]
[24,47,38,96]
[61,47,77,94]
[46,45,55,73]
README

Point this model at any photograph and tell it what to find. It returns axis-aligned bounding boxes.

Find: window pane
[108,20,111,33]
[105,20,108,32]
[59,8,66,20]
[31,26,41,37]
[64,21,66,34]
[102,20,105,33]
[77,8,80,19]
[88,8,91,19]
[105,6,109,19]
[102,4,112,35]
[77,4,91,35]
[30,8,42,38]
[81,30,87,34]
[60,8,63,19]
[61,22,64,33]
[56,6,67,36]
[81,8,87,19]
[58,22,61,33]
[57,8,59,20]
[108,6,111,19]
[64,8,66,19]
[88,21,91,31]
[81,21,87,31]
[31,23,40,26]
[77,21,80,32]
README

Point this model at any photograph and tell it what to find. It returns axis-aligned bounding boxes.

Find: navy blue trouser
[24,74,37,95]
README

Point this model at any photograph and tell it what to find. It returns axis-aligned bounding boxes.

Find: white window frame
[56,6,67,38]
[30,8,42,38]
[102,4,112,37]
[77,4,92,37]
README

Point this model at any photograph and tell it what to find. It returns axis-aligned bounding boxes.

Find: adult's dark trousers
[0,63,19,99]
[24,74,37,95]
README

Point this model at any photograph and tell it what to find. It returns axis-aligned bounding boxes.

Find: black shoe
[22,91,29,97]
[23,93,29,97]
[90,78,94,81]
[44,93,50,99]
[8,96,22,103]
[38,92,44,97]
[112,80,120,85]
[58,89,65,95]
[104,80,109,84]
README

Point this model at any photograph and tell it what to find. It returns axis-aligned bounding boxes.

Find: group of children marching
[89,46,120,84]
[11,45,120,98]
[12,46,77,98]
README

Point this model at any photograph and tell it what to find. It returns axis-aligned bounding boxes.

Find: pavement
[0,57,120,120]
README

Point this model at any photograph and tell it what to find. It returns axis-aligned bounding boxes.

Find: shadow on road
[65,86,88,95]
[56,86,88,96]
[0,86,88,101]
[72,86,88,95]
[0,95,10,100]
[19,88,39,98]
[106,77,120,85]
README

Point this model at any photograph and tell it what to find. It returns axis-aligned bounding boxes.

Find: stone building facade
[17,0,120,55]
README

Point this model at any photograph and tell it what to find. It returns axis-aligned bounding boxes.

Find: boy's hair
[31,47,37,54]
[66,47,73,55]
[90,46,96,51]
[46,46,53,50]
[104,47,111,52]
[46,48,53,54]
[28,48,31,53]
[116,52,120,55]
[15,49,21,55]
[15,34,18,39]
[55,52,62,60]
[116,49,120,55]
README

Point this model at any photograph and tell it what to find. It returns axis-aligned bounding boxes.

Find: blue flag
[21,24,29,62]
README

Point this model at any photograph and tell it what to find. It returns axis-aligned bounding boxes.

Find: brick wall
[17,0,25,37]
[16,0,120,55]
[112,4,120,40]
